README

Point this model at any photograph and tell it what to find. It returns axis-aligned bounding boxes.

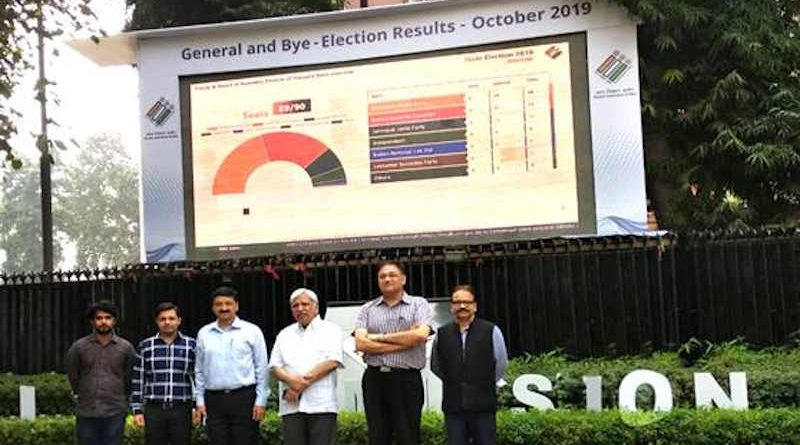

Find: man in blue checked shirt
[195,285,270,445]
[131,302,197,445]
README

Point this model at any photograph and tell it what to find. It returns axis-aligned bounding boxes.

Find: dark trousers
[75,413,126,445]
[362,367,423,445]
[145,401,193,445]
[281,412,337,445]
[205,386,260,445]
[444,412,496,445]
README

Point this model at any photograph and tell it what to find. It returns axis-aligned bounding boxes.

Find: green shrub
[0,373,73,416]
[336,411,366,445]
[1,342,797,415]
[495,409,800,445]
[0,373,280,417]
[501,343,800,410]
[1,410,800,444]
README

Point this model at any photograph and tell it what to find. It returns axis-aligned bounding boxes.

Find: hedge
[0,373,72,416]
[499,341,800,410]
[0,373,280,416]
[1,409,800,444]
[2,342,797,415]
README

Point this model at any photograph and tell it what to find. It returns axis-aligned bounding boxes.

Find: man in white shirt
[269,288,343,445]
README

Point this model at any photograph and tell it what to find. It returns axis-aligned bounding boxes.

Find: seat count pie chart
[212,131,347,195]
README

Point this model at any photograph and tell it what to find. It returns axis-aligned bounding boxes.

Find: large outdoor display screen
[181,33,594,258]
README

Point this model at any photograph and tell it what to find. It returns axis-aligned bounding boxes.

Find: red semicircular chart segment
[212,131,347,195]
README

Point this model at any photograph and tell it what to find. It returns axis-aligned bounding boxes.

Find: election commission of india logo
[146,97,175,126]
[595,50,631,84]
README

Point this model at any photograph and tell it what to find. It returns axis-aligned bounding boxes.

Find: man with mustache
[354,260,433,445]
[431,285,508,445]
[269,288,343,445]
[195,285,269,445]
[65,300,136,445]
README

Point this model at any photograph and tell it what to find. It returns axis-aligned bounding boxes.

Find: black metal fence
[0,229,798,374]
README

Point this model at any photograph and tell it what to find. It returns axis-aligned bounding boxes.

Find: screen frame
[180,32,594,260]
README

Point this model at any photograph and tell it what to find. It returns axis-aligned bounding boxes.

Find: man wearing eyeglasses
[431,285,508,445]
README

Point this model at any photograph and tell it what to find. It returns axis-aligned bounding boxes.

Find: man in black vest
[431,285,508,445]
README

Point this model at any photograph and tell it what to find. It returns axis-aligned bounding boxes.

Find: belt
[146,400,191,409]
[368,365,419,373]
[206,384,256,395]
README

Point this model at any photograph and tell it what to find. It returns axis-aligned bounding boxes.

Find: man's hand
[283,388,301,402]
[195,405,207,424]
[285,374,310,393]
[367,333,385,342]
[272,367,312,396]
[133,413,145,428]
[252,405,266,422]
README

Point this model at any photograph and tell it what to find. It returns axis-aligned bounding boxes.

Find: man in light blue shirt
[195,286,269,445]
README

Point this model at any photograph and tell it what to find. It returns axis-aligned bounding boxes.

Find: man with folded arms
[354,260,433,445]
[131,302,197,445]
[195,286,269,445]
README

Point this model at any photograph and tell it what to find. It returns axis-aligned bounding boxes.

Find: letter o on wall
[618,369,673,412]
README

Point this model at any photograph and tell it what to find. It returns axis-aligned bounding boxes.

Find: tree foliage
[0,0,96,168]
[125,0,341,30]
[0,165,63,273]
[0,134,139,274]
[58,134,140,269]
[617,0,800,229]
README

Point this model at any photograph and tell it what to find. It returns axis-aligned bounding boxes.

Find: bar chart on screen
[366,69,562,183]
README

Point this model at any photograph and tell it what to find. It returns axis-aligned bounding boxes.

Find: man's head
[87,300,118,335]
[153,302,182,336]
[377,260,407,298]
[210,286,239,324]
[450,284,477,323]
[288,288,319,328]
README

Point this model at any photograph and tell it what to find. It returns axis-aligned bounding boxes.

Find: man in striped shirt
[131,302,197,445]
[354,260,433,445]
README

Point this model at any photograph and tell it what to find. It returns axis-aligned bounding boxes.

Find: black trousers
[362,367,423,445]
[144,401,193,445]
[280,412,337,445]
[75,413,125,445]
[444,412,496,445]
[205,386,260,445]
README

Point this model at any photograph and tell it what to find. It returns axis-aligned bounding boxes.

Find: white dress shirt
[269,316,343,416]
